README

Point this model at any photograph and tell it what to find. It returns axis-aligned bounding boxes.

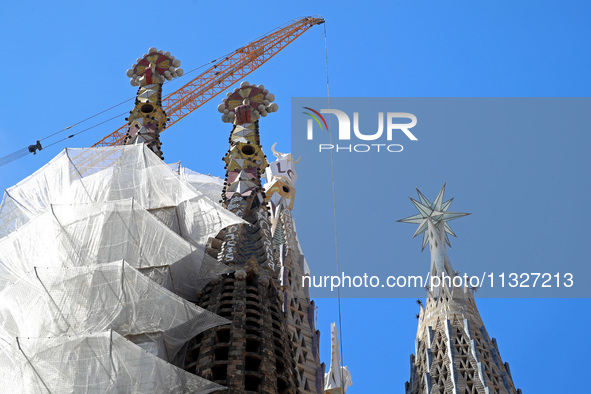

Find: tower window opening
[216,329,230,343]
[214,346,229,361]
[140,104,154,113]
[211,364,227,381]
[244,375,261,391]
[246,339,260,353]
[241,145,256,155]
[245,356,261,372]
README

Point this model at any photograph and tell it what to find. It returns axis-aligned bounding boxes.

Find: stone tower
[123,48,183,159]
[399,185,521,394]
[264,144,325,393]
[184,82,301,393]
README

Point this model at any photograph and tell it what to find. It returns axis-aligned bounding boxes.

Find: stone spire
[264,146,325,393]
[399,185,520,394]
[184,82,300,393]
[123,48,183,159]
[324,323,352,394]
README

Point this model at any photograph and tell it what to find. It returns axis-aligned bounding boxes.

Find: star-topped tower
[399,185,521,394]
[398,184,469,278]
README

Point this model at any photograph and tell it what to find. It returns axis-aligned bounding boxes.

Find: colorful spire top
[126,48,183,86]
[218,81,278,124]
[398,184,470,251]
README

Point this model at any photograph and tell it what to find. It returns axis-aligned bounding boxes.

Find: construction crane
[0,16,324,168]
[93,16,325,147]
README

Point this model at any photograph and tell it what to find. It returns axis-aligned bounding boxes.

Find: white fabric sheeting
[0,261,229,362]
[0,145,245,391]
[0,330,225,393]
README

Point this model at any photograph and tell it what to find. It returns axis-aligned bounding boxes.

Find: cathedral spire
[399,185,520,394]
[185,83,301,393]
[324,323,352,394]
[216,81,278,269]
[123,48,183,160]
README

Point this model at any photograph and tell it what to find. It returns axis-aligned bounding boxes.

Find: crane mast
[93,16,324,147]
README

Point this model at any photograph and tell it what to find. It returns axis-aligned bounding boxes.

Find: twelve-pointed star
[397,184,470,250]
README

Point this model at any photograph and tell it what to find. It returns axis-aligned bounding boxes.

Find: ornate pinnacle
[123,48,182,159]
[126,48,183,86]
[217,81,278,125]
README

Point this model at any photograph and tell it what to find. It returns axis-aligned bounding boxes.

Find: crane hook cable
[322,21,347,390]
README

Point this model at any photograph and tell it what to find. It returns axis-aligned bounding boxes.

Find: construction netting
[0,145,241,392]
[0,145,241,239]
[0,198,222,299]
[169,162,224,204]
[0,330,224,393]
[0,261,229,362]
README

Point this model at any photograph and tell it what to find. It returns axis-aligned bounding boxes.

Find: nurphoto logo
[302,106,418,153]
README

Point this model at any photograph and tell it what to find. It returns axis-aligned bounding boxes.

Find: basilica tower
[184,82,300,393]
[399,185,521,394]
[123,48,183,159]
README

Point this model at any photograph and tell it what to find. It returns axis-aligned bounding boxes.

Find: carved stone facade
[406,281,520,394]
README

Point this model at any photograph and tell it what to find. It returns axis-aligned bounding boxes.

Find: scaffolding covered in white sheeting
[169,162,224,204]
[0,330,224,393]
[0,198,225,300]
[0,145,242,239]
[0,145,239,392]
[0,261,229,362]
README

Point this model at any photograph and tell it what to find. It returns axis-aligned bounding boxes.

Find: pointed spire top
[398,184,470,250]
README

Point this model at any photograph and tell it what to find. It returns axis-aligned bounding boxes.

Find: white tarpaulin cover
[0,145,242,239]
[0,198,219,299]
[168,162,224,204]
[0,261,229,362]
[0,145,241,392]
[0,330,224,393]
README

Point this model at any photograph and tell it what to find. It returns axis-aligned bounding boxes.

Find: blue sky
[1,1,590,392]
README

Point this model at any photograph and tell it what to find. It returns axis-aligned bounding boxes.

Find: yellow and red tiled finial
[127,48,183,86]
[123,48,182,159]
[217,81,278,125]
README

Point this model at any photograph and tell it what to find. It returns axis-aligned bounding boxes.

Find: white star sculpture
[398,184,470,251]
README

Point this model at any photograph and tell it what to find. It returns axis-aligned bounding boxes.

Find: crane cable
[323,21,347,391]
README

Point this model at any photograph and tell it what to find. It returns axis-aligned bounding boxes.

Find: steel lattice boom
[93,16,324,147]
